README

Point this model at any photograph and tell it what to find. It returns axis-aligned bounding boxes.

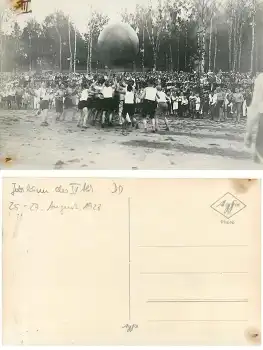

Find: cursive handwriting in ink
[30,203,39,212]
[112,182,123,195]
[9,201,20,211]
[217,199,241,215]
[11,183,24,196]
[69,183,80,195]
[122,324,138,332]
[54,182,94,195]
[69,182,93,195]
[26,184,49,195]
[81,182,93,193]
[55,185,68,194]
[46,201,79,215]
[83,202,101,211]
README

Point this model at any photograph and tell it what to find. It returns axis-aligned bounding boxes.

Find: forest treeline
[0,0,262,73]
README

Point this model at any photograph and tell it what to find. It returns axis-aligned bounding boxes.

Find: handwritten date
[9,201,102,215]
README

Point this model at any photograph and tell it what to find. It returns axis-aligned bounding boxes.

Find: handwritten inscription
[55,182,93,195]
[11,182,95,197]
[11,183,49,196]
[122,324,138,332]
[8,180,124,216]
[112,182,123,195]
[9,201,102,215]
[10,181,124,197]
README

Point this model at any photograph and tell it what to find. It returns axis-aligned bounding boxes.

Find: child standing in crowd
[118,81,126,125]
[233,87,244,123]
[155,85,170,131]
[216,87,225,122]
[141,79,158,132]
[189,91,196,118]
[101,80,115,127]
[22,89,31,109]
[55,85,64,121]
[77,84,89,128]
[39,83,50,126]
[202,91,210,118]
[123,84,138,129]
[180,92,188,118]
[195,92,201,118]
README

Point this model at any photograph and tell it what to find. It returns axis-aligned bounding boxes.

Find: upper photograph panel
[0,0,262,170]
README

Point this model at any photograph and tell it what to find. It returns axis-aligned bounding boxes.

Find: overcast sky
[1,0,158,32]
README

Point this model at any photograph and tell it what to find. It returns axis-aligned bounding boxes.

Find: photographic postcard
[0,0,263,169]
[2,177,261,345]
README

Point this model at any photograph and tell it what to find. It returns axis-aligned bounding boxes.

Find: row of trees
[0,0,262,73]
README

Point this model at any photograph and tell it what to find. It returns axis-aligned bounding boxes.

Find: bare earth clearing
[0,109,262,170]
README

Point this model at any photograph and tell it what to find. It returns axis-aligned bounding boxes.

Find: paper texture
[2,178,261,345]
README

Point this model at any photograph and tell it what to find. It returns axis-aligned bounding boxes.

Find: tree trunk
[228,10,233,71]
[73,25,77,73]
[0,33,4,73]
[208,16,213,71]
[0,13,3,72]
[238,25,243,71]
[89,32,93,73]
[142,26,145,72]
[197,29,200,72]
[68,17,73,72]
[153,49,157,71]
[177,34,180,71]
[255,36,258,72]
[200,29,205,74]
[213,30,217,72]
[184,27,188,70]
[29,33,32,71]
[250,0,256,74]
[59,35,62,71]
[234,13,240,72]
[169,42,173,71]
[55,26,62,71]
[87,32,90,73]
[232,13,237,71]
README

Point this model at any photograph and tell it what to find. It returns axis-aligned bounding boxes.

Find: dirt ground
[0,109,262,170]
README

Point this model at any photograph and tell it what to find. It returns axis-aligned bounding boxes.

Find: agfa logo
[211,192,246,219]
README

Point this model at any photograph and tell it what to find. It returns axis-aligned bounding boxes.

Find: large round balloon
[97,23,139,67]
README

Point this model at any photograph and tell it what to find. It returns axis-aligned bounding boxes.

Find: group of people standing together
[0,72,254,132]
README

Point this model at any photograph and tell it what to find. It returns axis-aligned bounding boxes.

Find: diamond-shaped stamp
[211,192,246,219]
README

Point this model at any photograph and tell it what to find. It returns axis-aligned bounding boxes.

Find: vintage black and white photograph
[0,0,263,169]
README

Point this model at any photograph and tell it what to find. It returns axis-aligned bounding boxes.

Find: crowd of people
[0,70,256,132]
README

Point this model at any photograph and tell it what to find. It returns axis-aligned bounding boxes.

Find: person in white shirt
[180,92,188,118]
[77,84,89,128]
[61,85,77,121]
[54,85,65,121]
[211,90,218,120]
[101,80,114,127]
[39,83,50,126]
[118,81,126,125]
[155,85,170,131]
[90,80,103,125]
[195,92,201,118]
[122,84,138,129]
[141,79,158,132]
[33,84,41,112]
